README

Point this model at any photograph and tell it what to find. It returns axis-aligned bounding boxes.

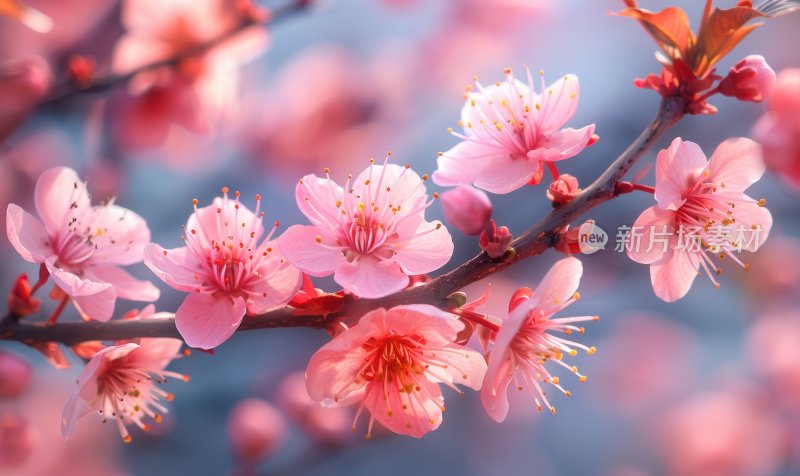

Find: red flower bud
[719,55,776,102]
[7,274,39,319]
[546,174,581,205]
[479,220,512,258]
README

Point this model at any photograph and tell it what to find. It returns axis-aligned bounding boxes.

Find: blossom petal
[706,137,765,192]
[366,377,444,438]
[380,305,463,344]
[87,204,151,266]
[34,167,91,235]
[537,74,581,134]
[243,253,302,314]
[175,292,246,349]
[655,138,708,211]
[295,174,344,228]
[277,225,344,277]
[473,155,540,194]
[529,257,583,310]
[47,264,116,322]
[6,203,53,263]
[432,141,502,188]
[390,221,453,275]
[627,206,676,264]
[424,343,486,390]
[306,345,370,405]
[143,244,205,292]
[334,257,408,298]
[650,250,700,302]
[481,356,515,422]
[86,265,160,302]
[538,125,595,161]
[731,197,773,252]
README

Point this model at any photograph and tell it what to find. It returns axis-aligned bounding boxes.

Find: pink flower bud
[227,399,286,463]
[0,411,34,468]
[0,350,31,399]
[546,174,581,205]
[719,55,776,102]
[440,185,492,236]
[479,219,512,258]
[276,372,353,446]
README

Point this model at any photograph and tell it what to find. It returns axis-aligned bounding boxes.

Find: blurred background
[1,0,800,475]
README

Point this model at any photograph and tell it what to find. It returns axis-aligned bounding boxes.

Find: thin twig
[0,97,685,346]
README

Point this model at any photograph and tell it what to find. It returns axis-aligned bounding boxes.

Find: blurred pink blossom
[276,372,353,446]
[145,190,301,349]
[737,235,800,304]
[6,166,159,322]
[239,45,410,174]
[593,313,697,415]
[627,138,771,302]
[108,0,268,151]
[752,68,800,189]
[718,55,776,102]
[481,257,596,422]
[746,309,800,406]
[305,305,486,438]
[0,56,51,142]
[658,386,789,476]
[0,350,31,400]
[433,67,595,194]
[227,398,286,464]
[440,185,492,236]
[0,410,34,468]
[279,163,453,298]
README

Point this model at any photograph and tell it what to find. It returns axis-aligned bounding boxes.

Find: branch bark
[0,97,684,346]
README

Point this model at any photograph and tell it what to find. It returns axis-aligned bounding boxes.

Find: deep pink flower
[6,166,159,322]
[627,138,772,302]
[433,67,595,194]
[752,68,800,189]
[278,162,453,298]
[61,336,186,442]
[481,257,597,422]
[305,305,486,438]
[110,0,268,149]
[440,185,492,236]
[718,55,776,102]
[144,190,301,349]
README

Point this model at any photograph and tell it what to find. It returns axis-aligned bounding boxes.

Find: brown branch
[37,0,310,107]
[0,96,685,346]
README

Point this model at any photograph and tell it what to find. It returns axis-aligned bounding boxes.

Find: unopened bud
[440,185,492,236]
[479,220,512,258]
[7,274,39,318]
[719,55,776,102]
[546,174,581,206]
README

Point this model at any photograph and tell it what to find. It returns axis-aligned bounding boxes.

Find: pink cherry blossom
[718,55,776,102]
[278,162,453,299]
[433,67,595,194]
[276,371,353,446]
[481,257,597,422]
[305,305,486,438]
[657,385,789,476]
[440,185,492,236]
[6,166,159,322]
[752,68,800,189]
[227,398,286,463]
[61,335,187,442]
[109,0,268,150]
[144,189,302,349]
[627,138,772,302]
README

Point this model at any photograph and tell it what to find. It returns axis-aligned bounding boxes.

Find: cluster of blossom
[0,0,791,445]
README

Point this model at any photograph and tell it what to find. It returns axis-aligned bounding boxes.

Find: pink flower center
[359,334,426,383]
[94,352,186,442]
[184,190,278,295]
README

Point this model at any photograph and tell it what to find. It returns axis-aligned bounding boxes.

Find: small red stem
[29,264,49,297]
[546,162,560,180]
[454,309,501,333]
[630,183,656,194]
[46,296,69,326]
[697,85,721,103]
